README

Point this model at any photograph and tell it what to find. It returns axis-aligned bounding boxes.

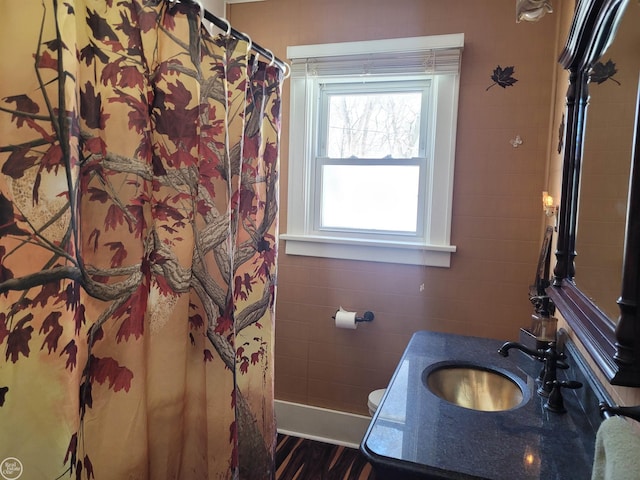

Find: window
[282,35,463,266]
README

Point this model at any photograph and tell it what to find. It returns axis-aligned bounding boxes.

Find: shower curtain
[0,1,282,479]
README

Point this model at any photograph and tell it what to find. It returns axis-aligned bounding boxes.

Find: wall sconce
[542,191,558,230]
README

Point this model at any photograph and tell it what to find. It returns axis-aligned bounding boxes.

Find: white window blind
[289,34,463,77]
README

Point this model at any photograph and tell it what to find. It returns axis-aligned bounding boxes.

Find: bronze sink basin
[423,362,527,412]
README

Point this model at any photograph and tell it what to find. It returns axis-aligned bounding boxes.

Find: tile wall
[230,0,563,415]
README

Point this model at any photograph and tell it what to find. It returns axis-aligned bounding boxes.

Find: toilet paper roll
[335,308,358,329]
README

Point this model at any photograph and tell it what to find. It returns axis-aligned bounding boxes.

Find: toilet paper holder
[332,310,375,323]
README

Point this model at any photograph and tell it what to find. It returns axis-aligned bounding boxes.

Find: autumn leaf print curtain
[0,1,282,479]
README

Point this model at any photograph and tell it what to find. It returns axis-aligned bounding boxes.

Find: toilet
[367,389,386,416]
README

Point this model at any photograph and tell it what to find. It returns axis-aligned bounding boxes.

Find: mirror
[548,0,640,386]
[574,3,639,320]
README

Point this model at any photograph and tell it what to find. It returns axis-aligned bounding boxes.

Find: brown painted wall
[229,0,562,415]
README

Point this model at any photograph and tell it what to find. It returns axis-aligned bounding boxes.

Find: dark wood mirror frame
[548,0,640,386]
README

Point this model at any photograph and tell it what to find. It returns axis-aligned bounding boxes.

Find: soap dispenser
[529,296,557,349]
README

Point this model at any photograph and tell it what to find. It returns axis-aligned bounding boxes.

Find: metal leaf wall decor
[486,65,518,90]
[590,59,621,85]
[557,113,565,154]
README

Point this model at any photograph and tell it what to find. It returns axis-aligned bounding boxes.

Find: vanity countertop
[360,330,603,479]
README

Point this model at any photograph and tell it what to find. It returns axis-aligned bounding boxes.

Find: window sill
[280,234,456,267]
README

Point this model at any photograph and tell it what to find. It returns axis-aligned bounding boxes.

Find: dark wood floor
[275,434,377,480]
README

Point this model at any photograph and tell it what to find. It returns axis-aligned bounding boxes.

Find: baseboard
[275,399,371,449]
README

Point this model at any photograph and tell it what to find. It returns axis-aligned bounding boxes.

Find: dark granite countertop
[360,330,605,480]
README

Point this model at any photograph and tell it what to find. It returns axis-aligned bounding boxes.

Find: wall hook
[510,135,523,148]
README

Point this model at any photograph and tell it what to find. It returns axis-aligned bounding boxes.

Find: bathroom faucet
[538,343,566,396]
[497,341,545,360]
[498,340,582,412]
[497,341,568,397]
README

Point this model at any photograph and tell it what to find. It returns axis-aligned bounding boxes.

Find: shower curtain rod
[172,0,288,73]
[168,0,291,72]
[204,11,288,73]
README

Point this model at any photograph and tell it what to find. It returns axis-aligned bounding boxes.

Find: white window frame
[282,35,463,267]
